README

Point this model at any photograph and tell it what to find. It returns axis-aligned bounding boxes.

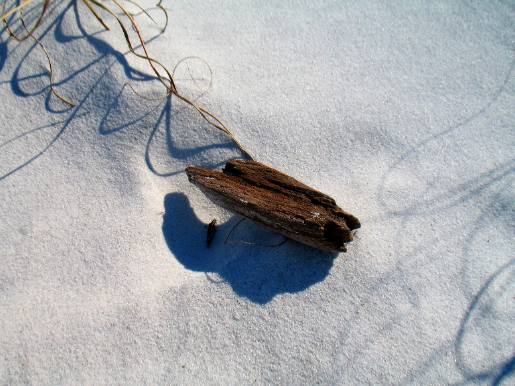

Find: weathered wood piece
[185,160,360,252]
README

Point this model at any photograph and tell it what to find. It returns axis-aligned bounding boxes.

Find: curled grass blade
[81,0,110,30]
[1,0,254,160]
[1,0,38,22]
[3,0,50,42]
[20,17,75,107]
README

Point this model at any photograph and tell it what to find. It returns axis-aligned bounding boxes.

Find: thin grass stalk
[0,0,254,160]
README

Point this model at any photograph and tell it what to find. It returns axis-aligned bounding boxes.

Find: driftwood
[185,160,360,252]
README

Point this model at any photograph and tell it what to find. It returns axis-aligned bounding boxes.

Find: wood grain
[186,160,360,252]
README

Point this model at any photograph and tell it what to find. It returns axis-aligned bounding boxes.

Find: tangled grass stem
[1,0,254,160]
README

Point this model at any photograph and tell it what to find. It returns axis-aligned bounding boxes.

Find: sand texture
[0,1,514,384]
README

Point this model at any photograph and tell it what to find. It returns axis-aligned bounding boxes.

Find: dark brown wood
[186,160,360,252]
[206,219,217,247]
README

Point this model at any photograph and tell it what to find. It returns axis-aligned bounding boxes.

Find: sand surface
[1,1,514,384]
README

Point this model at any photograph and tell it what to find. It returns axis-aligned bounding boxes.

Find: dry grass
[1,0,253,159]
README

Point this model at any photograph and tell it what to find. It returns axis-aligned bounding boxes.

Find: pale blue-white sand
[0,1,513,384]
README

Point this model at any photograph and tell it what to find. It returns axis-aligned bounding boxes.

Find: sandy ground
[0,1,514,384]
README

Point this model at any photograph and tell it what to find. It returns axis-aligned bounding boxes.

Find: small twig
[207,218,217,247]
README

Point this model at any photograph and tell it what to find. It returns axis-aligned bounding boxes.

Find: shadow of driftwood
[162,192,336,304]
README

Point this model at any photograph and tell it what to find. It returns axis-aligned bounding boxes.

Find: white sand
[1,0,514,384]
